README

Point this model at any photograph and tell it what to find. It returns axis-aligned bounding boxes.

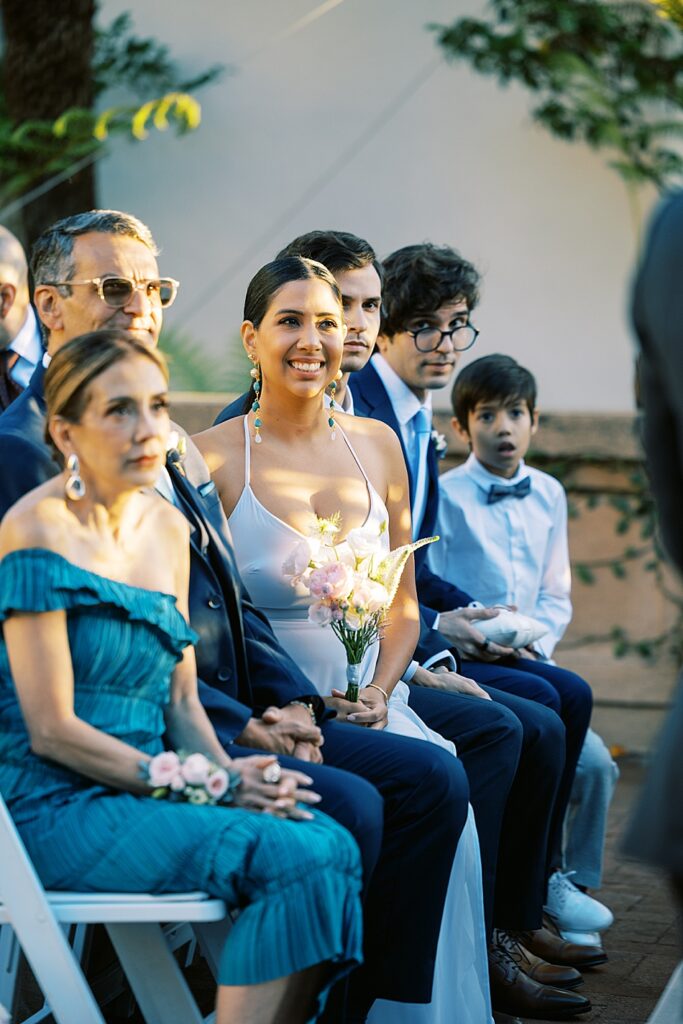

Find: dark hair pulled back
[241,256,342,411]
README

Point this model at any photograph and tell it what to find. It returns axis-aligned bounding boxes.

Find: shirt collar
[11,306,43,365]
[464,452,528,493]
[371,353,431,426]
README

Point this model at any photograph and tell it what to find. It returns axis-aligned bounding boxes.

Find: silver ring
[262,761,282,784]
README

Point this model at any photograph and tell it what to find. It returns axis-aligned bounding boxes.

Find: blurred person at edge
[624,193,683,930]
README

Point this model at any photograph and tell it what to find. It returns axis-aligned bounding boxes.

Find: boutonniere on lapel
[431,429,448,460]
[166,431,188,474]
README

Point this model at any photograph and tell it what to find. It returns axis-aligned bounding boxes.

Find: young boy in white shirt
[430,353,619,942]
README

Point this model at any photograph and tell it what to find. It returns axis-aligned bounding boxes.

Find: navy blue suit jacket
[0,365,325,745]
[214,391,249,425]
[348,361,474,619]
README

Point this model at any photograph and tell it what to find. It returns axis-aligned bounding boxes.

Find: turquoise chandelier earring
[250,361,263,444]
[326,370,343,440]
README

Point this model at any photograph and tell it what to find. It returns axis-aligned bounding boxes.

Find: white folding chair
[0,794,230,1024]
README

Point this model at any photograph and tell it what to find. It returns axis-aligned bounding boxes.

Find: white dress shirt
[10,307,43,388]
[370,353,433,534]
[343,358,455,678]
[429,453,572,658]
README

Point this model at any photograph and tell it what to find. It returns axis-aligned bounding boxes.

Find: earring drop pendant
[250,362,263,442]
[65,453,85,501]
[326,377,338,439]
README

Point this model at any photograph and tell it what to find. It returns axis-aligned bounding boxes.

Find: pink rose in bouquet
[308,561,354,601]
[142,751,241,806]
[181,752,211,785]
[206,768,230,800]
[148,750,181,787]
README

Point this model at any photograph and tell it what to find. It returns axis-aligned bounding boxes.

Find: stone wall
[172,395,681,754]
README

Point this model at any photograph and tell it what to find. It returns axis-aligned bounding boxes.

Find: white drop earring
[65,453,86,501]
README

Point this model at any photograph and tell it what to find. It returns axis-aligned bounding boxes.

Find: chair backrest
[0,793,104,1023]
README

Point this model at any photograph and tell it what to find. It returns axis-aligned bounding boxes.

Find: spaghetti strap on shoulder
[338,425,372,490]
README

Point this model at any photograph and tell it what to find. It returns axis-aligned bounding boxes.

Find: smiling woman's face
[243,277,346,399]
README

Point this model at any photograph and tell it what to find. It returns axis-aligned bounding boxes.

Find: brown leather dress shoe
[489,936,592,1020]
[495,929,583,989]
[515,916,608,968]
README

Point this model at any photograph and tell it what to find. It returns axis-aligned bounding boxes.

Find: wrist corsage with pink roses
[142,751,241,806]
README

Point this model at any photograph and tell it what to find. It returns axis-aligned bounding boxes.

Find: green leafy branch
[0,12,223,211]
[432,0,683,202]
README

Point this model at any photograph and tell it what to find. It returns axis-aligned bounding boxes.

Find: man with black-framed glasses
[350,241,601,1020]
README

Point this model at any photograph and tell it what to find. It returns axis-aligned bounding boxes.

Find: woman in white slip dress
[194,256,492,1024]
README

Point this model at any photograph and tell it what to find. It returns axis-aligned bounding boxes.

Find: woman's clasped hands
[232,754,322,820]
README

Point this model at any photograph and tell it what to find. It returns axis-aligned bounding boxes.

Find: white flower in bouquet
[282,538,313,585]
[345,520,387,563]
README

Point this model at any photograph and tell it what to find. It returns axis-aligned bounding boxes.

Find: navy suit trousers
[464,657,593,874]
[231,720,469,1006]
[406,683,564,933]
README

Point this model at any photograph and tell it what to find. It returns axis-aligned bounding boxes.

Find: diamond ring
[262,761,282,784]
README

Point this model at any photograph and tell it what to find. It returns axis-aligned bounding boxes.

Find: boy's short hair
[452,354,537,426]
[380,243,480,338]
[277,230,383,283]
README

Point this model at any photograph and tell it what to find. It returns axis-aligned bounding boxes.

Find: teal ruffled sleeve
[0,548,197,657]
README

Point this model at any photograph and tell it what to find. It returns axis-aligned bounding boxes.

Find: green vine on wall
[533,454,683,664]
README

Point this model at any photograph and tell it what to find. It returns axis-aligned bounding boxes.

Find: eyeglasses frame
[43,275,180,309]
[405,322,479,353]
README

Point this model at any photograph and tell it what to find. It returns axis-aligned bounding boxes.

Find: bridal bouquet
[142,751,241,806]
[283,513,436,701]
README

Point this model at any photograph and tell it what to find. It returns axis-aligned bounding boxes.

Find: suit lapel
[168,472,210,552]
[166,461,250,674]
[350,363,415,504]
[27,360,47,410]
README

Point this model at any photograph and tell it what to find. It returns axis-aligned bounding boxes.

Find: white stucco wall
[97,0,656,411]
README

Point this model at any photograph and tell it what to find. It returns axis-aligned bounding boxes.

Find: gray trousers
[563,728,619,889]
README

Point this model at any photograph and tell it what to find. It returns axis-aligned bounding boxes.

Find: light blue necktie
[410,406,431,538]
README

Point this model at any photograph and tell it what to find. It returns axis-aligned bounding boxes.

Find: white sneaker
[559,928,602,946]
[544,870,614,932]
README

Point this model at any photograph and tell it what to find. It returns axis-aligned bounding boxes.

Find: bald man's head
[0,226,31,349]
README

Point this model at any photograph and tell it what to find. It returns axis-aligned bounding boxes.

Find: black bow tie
[487,476,531,504]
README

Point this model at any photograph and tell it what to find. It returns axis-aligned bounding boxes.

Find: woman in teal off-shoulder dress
[0,329,363,1024]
